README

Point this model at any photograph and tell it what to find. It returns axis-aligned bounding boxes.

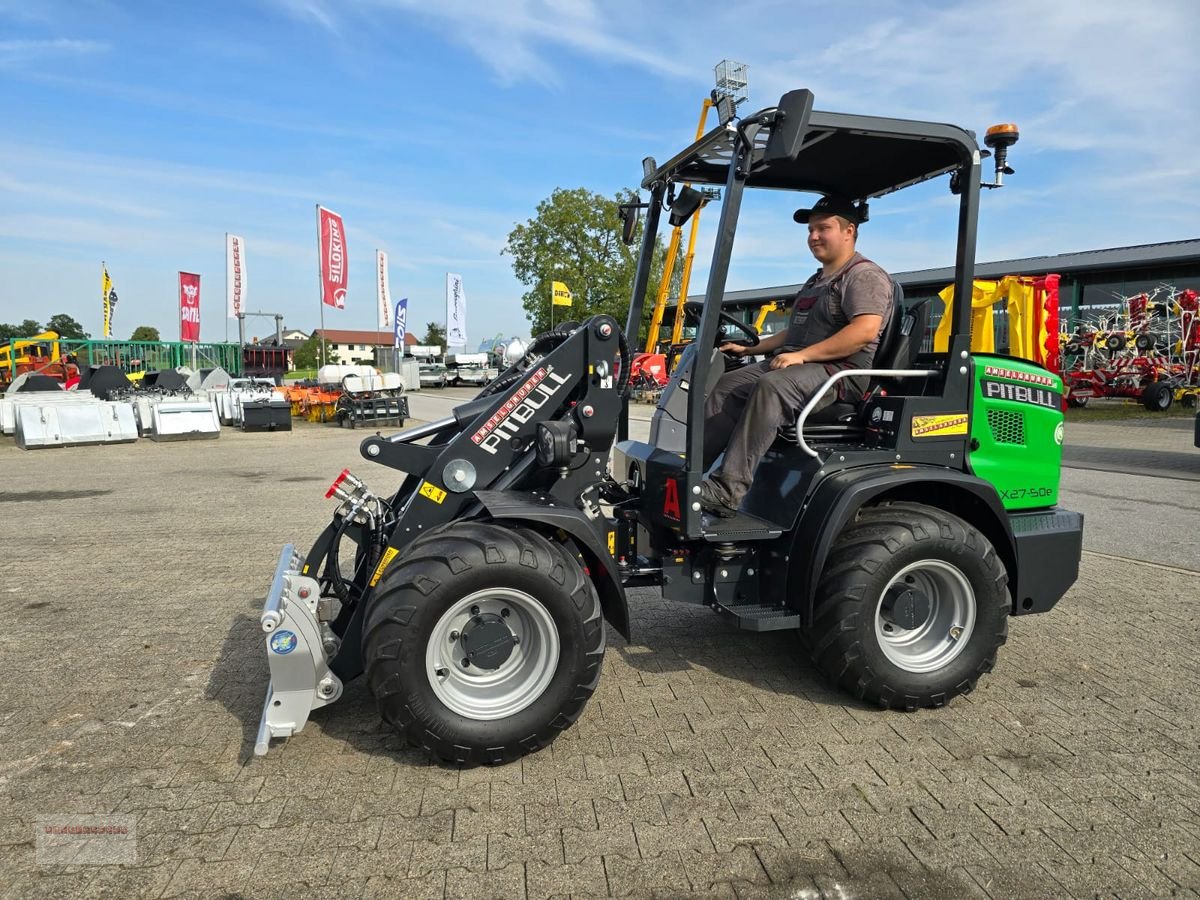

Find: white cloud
[0,37,108,66]
[4,0,1197,340]
[271,0,338,32]
[273,0,694,84]
[0,173,165,220]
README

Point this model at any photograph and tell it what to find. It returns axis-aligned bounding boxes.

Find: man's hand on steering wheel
[718,342,754,357]
[682,302,760,351]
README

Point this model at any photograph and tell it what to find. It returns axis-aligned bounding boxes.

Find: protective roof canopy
[644,106,972,201]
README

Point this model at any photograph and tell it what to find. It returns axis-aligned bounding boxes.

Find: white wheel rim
[874,560,977,674]
[425,587,560,720]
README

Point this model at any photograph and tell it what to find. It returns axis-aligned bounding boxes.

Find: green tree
[503,187,669,342]
[292,333,321,369]
[0,319,43,340]
[129,325,160,342]
[421,322,446,349]
[46,313,89,340]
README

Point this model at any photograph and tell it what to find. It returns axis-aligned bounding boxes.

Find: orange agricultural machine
[0,332,80,392]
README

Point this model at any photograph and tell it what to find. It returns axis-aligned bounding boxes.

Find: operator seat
[779,284,933,443]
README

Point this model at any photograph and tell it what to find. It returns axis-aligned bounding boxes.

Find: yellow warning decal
[369,547,399,587]
[911,413,969,438]
[607,531,616,556]
[418,481,447,504]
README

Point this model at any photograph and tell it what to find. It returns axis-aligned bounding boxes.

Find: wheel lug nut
[501,608,510,618]
[461,658,470,668]
[449,631,459,642]
[470,605,480,616]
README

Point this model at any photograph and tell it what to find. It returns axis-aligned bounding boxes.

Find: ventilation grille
[988,409,1025,445]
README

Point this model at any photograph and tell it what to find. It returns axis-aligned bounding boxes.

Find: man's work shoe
[698,481,737,518]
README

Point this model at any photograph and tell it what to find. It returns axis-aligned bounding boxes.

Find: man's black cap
[793,195,868,224]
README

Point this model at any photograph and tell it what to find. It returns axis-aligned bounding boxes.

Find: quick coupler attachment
[254,543,344,756]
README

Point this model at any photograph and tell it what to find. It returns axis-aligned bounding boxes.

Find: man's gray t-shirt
[784,253,894,365]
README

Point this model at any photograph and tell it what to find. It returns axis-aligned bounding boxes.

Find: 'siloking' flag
[551,281,573,307]
[101,264,119,337]
[226,234,247,319]
[377,250,391,330]
[317,206,348,309]
[394,297,407,349]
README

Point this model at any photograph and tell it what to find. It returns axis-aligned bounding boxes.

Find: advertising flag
[101,264,119,337]
[317,206,348,309]
[226,234,247,319]
[551,281,573,306]
[376,250,391,330]
[179,272,201,343]
[446,272,467,347]
[394,297,408,349]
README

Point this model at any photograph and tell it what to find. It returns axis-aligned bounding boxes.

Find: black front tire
[362,522,604,764]
[809,503,1009,710]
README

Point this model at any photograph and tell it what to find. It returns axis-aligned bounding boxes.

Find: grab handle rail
[795,368,938,458]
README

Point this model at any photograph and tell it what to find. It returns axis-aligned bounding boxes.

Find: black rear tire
[1066,395,1089,408]
[1142,382,1173,411]
[809,503,1009,710]
[362,522,604,764]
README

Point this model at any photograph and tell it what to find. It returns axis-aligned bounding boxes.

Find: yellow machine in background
[0,331,72,390]
[644,97,715,353]
[0,331,61,371]
[644,60,749,354]
[933,274,1062,373]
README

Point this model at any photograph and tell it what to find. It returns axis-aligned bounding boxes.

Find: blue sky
[2,0,1197,346]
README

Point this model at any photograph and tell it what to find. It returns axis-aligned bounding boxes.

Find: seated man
[699,196,894,517]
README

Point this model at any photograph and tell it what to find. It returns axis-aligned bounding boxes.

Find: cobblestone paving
[1,425,1198,899]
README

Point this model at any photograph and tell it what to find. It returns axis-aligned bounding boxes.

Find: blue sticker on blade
[270,630,298,655]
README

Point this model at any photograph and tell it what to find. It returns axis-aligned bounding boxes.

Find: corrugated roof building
[674,238,1200,324]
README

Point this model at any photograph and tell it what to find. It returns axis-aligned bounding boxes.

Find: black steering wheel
[682,302,760,348]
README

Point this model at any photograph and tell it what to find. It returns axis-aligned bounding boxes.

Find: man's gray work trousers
[703,360,836,506]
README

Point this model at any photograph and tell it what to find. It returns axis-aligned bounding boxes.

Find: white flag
[446,272,467,347]
[376,250,392,330]
[226,234,247,319]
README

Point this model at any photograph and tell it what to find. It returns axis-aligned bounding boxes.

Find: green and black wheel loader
[252,89,1083,764]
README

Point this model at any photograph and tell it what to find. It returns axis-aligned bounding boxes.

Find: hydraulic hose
[616,327,631,398]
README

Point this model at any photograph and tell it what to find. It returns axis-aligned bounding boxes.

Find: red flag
[179,272,201,342]
[318,206,348,309]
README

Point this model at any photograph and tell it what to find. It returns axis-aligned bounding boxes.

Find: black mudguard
[474,490,631,640]
[786,464,1018,627]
